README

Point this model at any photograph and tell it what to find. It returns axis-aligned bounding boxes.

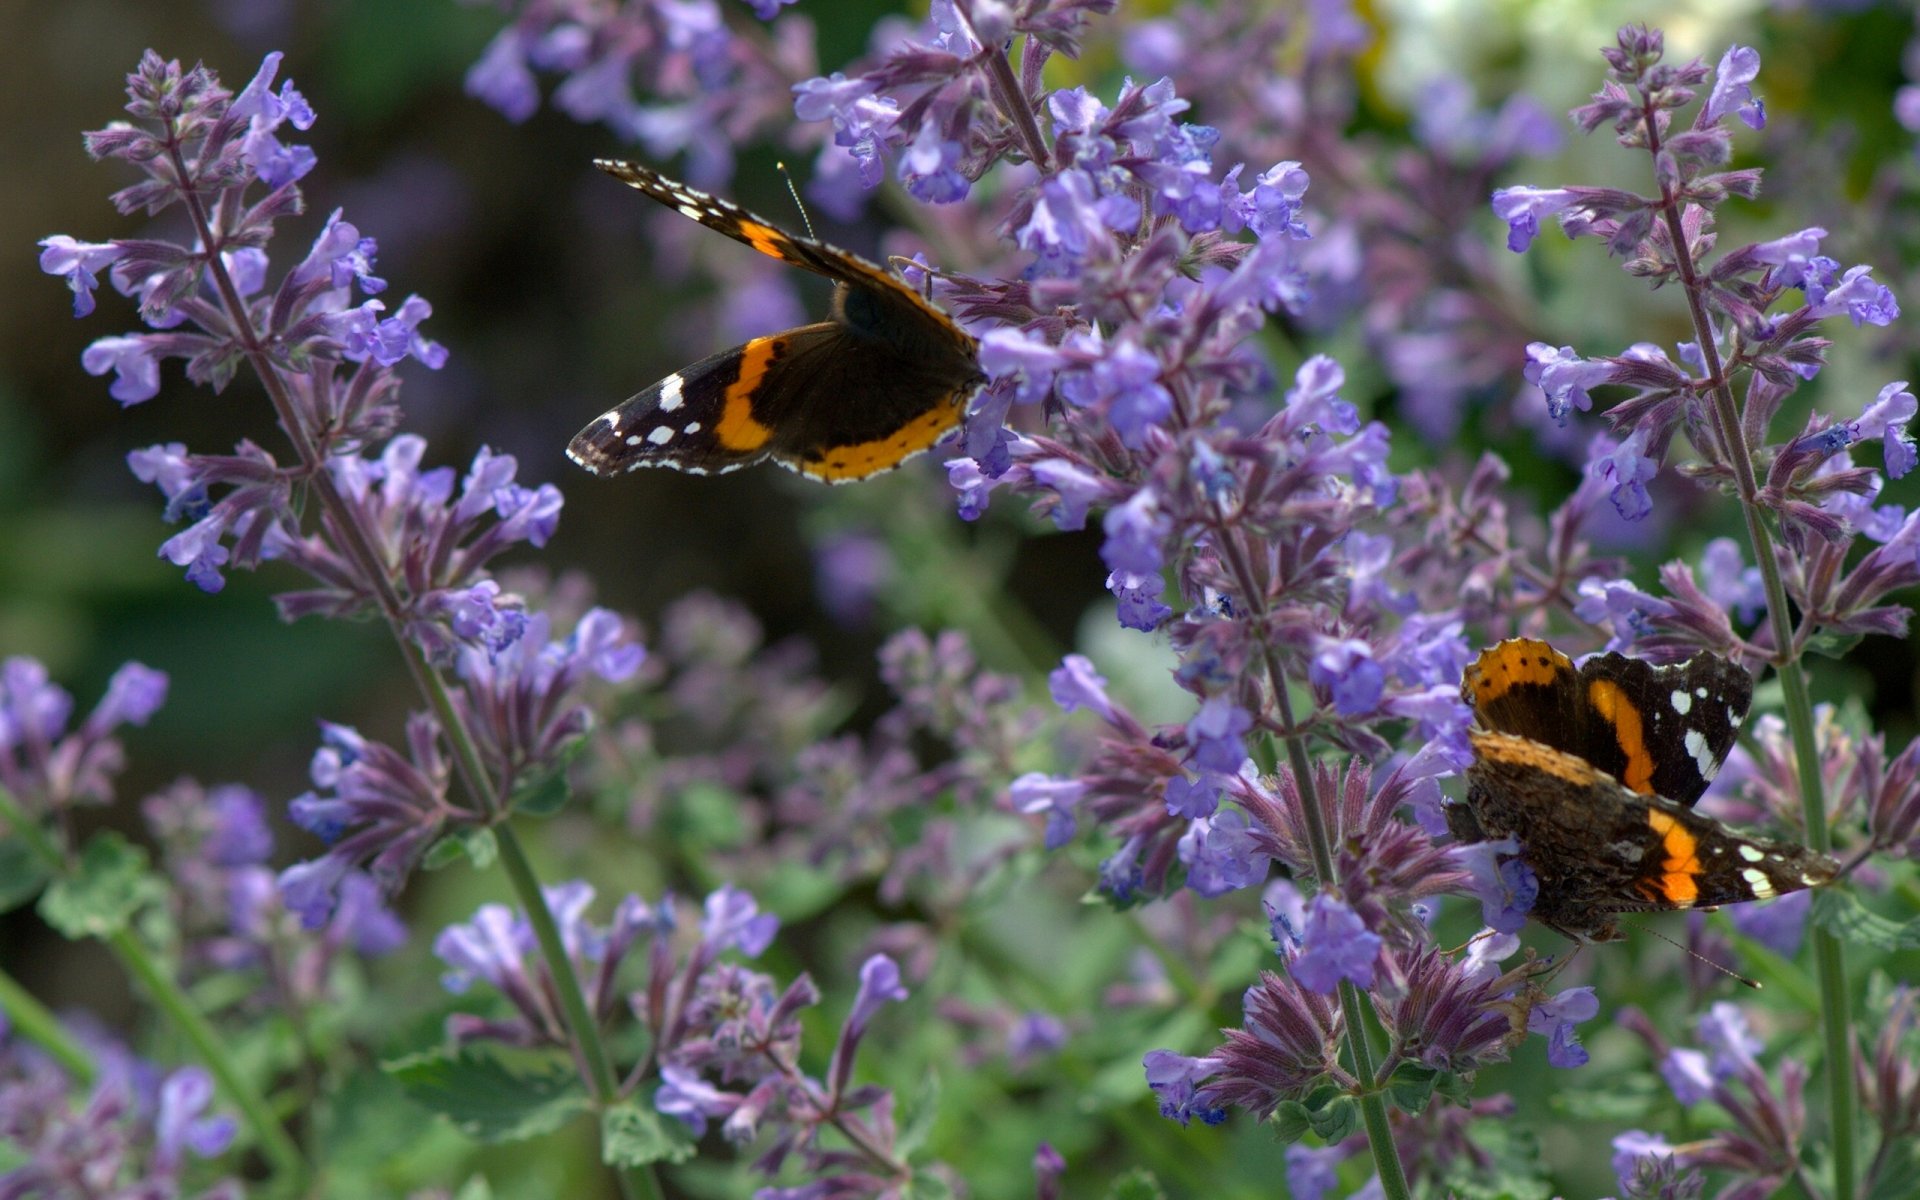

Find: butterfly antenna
[1620,917,1762,989]
[776,162,817,241]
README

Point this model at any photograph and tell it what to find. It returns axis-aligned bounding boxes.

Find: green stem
[1646,106,1854,1200]
[494,823,659,1200]
[0,785,308,1183]
[1213,537,1410,1200]
[0,967,95,1081]
[164,112,659,1200]
[105,926,309,1180]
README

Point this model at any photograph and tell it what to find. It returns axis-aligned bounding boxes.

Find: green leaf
[895,1068,940,1158]
[38,834,160,938]
[453,1178,495,1200]
[1811,889,1920,951]
[0,839,50,912]
[1307,1094,1359,1143]
[904,1169,957,1200]
[1867,1135,1920,1200]
[385,1049,589,1142]
[1803,628,1865,660]
[512,738,584,817]
[424,827,499,873]
[1271,1099,1312,1143]
[1385,1061,1438,1115]
[1103,1169,1167,1200]
[600,1100,696,1167]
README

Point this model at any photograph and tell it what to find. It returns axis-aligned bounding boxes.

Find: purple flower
[1179,808,1262,897]
[81,334,164,405]
[1011,772,1084,849]
[1163,773,1220,819]
[1702,45,1765,130]
[701,884,779,958]
[1612,1130,1679,1191]
[230,51,316,187]
[1142,1049,1226,1126]
[1660,1047,1715,1106]
[1806,264,1900,327]
[1285,1145,1344,1200]
[1527,986,1599,1068]
[1185,696,1251,774]
[38,236,126,317]
[1048,654,1115,721]
[1524,342,1619,425]
[1853,380,1917,479]
[466,28,539,122]
[1726,888,1813,958]
[152,1067,238,1169]
[1289,893,1382,992]
[1491,186,1578,252]
[1307,637,1384,716]
[1452,836,1536,934]
[1594,428,1659,521]
[1751,226,1828,289]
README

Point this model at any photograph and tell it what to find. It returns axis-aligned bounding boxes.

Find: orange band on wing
[735,220,792,263]
[801,395,964,481]
[1642,809,1702,905]
[717,338,779,451]
[1586,678,1654,794]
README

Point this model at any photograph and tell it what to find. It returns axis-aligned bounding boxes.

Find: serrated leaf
[1103,1169,1167,1200]
[1811,889,1920,951]
[600,1100,695,1166]
[385,1049,589,1142]
[38,834,159,937]
[0,840,50,912]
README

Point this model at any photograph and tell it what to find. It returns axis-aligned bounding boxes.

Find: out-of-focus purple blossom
[1185,697,1250,775]
[1285,1144,1345,1200]
[814,531,894,627]
[0,657,167,816]
[1726,888,1813,959]
[1177,808,1262,897]
[1048,654,1114,722]
[1012,772,1084,849]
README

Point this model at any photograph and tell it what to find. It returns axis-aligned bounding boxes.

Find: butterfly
[567,160,985,484]
[1449,638,1837,942]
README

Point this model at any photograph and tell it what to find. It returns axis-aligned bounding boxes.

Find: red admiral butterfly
[568,161,984,483]
[1450,638,1837,943]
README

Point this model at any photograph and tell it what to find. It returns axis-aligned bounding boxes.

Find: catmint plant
[15,5,1920,1200]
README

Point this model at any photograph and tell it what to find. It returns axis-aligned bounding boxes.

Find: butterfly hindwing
[569,326,839,477]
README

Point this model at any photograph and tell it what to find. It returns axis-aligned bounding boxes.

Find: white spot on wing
[1685,729,1717,780]
[1741,867,1776,897]
[625,435,642,446]
[1695,686,1708,698]
[1671,689,1692,715]
[677,204,704,220]
[1739,845,1766,863]
[647,426,675,446]
[1728,706,1743,728]
[684,422,702,433]
[658,373,685,412]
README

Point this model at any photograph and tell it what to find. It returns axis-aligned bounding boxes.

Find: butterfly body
[569,161,984,484]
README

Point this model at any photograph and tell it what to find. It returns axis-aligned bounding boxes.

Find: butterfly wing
[1570,650,1751,805]
[593,159,965,336]
[569,325,840,477]
[1465,731,1836,927]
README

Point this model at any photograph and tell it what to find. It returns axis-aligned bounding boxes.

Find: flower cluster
[0,656,166,818]
[436,883,919,1198]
